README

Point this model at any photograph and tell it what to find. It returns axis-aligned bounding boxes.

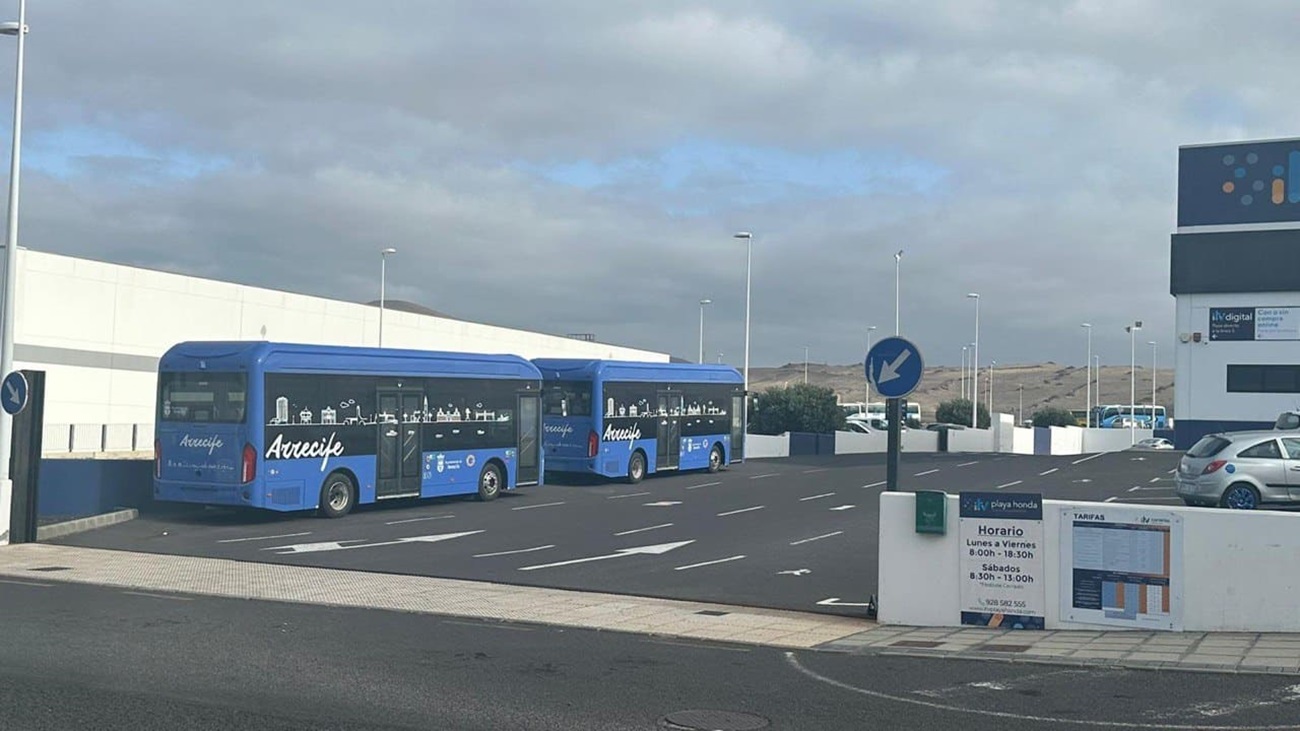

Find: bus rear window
[160,372,247,423]
[543,382,592,417]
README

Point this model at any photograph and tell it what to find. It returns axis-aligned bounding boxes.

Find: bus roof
[159,341,542,380]
[531,358,743,385]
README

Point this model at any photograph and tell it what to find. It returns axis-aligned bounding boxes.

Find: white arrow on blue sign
[865,336,925,399]
[1,370,27,415]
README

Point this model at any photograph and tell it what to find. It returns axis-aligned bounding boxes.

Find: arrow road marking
[817,597,875,607]
[829,505,855,511]
[876,349,911,384]
[778,569,811,576]
[267,531,484,555]
[218,531,311,544]
[518,540,694,571]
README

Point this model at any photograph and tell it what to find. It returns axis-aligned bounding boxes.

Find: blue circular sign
[865,336,925,399]
[1,370,27,415]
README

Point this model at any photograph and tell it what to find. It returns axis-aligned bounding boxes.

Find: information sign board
[958,492,1045,630]
[1059,506,1183,630]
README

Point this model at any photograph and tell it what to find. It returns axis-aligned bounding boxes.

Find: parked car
[1275,411,1300,430]
[925,422,967,432]
[1175,431,1300,509]
[1134,437,1174,450]
[841,420,876,435]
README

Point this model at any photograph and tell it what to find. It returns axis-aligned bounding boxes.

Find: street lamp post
[960,345,968,400]
[1018,383,1024,425]
[1081,323,1092,427]
[894,250,903,335]
[1149,340,1157,428]
[988,360,996,416]
[697,298,711,364]
[735,232,753,438]
[1094,355,1101,407]
[803,346,809,384]
[967,293,980,428]
[865,325,877,404]
[0,1,28,519]
[378,247,396,347]
[1126,321,1143,445]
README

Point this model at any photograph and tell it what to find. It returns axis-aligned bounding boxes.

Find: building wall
[13,249,668,436]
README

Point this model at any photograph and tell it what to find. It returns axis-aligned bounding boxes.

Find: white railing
[43,423,154,456]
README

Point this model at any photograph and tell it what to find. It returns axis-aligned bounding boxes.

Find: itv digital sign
[1179,138,1300,227]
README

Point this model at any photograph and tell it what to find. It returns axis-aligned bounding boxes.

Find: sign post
[866,336,923,491]
[4,369,41,545]
[958,491,1046,629]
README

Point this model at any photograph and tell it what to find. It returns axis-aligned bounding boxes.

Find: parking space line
[1072,453,1104,465]
[995,480,1022,489]
[1167,468,1177,474]
[511,501,567,511]
[802,467,831,474]
[717,505,764,517]
[1109,496,1182,502]
[607,491,651,500]
[861,481,887,489]
[914,469,940,477]
[614,523,673,537]
[1104,496,1119,502]
[957,461,979,467]
[790,531,843,546]
[1149,477,1162,483]
[1128,486,1141,492]
[123,591,193,602]
[473,544,555,558]
[685,481,721,490]
[799,492,835,502]
[217,531,312,544]
[385,514,455,526]
[1038,468,1058,476]
[674,555,746,571]
[749,473,779,480]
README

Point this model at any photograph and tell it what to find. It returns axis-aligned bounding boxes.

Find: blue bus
[533,359,745,483]
[154,341,543,518]
[1093,403,1168,429]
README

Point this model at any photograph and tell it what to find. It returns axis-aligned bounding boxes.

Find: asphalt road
[5,580,1299,731]
[55,450,1186,617]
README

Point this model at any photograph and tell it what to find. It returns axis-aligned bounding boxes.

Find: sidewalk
[3,543,1298,675]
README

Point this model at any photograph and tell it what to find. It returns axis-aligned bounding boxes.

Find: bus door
[516,393,541,486]
[376,389,422,498]
[657,392,683,470]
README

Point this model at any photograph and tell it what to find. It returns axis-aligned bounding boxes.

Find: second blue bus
[533,359,745,483]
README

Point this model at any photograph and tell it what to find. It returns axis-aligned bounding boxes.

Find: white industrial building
[12,248,666,453]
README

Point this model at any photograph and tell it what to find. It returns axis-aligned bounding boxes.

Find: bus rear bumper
[154,480,251,508]
[542,455,597,474]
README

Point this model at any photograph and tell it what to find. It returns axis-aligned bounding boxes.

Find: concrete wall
[744,434,790,459]
[879,491,1300,632]
[14,249,667,446]
[37,458,154,520]
[1011,427,1034,454]
[901,429,938,452]
[1049,426,1083,455]
[947,428,994,453]
[1082,427,1153,453]
[834,431,887,454]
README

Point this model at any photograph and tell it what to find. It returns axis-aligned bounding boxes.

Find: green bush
[935,398,990,428]
[1032,406,1077,428]
[748,383,847,435]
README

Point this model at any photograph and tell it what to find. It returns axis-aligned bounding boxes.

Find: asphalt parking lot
[53,449,1186,617]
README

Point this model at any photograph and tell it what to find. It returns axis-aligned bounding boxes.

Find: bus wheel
[708,444,724,473]
[319,472,355,519]
[627,451,646,484]
[477,463,502,501]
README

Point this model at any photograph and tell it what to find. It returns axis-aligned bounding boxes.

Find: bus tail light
[1202,460,1227,475]
[242,443,257,483]
[588,430,598,458]
[154,439,161,479]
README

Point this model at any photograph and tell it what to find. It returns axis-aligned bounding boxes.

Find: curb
[36,509,138,541]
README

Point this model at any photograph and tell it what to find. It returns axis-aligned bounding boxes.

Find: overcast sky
[0,1,1293,368]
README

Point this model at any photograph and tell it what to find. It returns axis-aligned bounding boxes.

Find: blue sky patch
[25,124,231,181]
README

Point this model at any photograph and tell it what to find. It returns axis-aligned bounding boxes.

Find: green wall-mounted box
[915,490,947,534]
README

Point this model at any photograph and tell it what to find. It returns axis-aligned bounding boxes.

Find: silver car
[1175,430,1300,509]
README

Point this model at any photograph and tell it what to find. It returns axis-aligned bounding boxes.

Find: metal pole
[378,254,386,347]
[736,233,753,442]
[0,0,27,502]
[960,346,967,401]
[894,250,902,335]
[1082,323,1092,427]
[803,346,808,384]
[698,299,710,364]
[1094,355,1100,415]
[1150,340,1157,429]
[1018,384,1023,425]
[969,294,980,428]
[1129,324,1137,445]
[988,361,994,416]
[865,327,875,404]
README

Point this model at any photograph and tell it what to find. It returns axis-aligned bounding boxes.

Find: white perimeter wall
[15,249,668,432]
[947,428,994,452]
[879,492,1300,632]
[745,434,791,459]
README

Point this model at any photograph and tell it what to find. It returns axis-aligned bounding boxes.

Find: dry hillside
[749,362,1175,422]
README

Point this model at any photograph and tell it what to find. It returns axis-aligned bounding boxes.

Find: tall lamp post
[1081,323,1093,426]
[960,345,968,400]
[988,360,996,416]
[1126,321,1142,444]
[378,247,396,347]
[735,232,753,438]
[967,293,980,428]
[894,250,903,335]
[865,325,877,404]
[0,1,28,517]
[1149,340,1157,428]
[1017,383,1024,426]
[802,346,809,384]
[697,298,711,364]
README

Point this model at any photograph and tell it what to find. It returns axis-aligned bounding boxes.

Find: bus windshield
[159,372,247,423]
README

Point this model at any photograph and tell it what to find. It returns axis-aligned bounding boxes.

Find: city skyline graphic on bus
[602,397,727,419]
[268,394,512,427]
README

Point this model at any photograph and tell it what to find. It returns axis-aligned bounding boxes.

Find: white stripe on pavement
[749,473,779,480]
[996,480,1022,489]
[790,531,843,546]
[914,469,940,477]
[385,515,455,526]
[1072,453,1104,465]
[799,492,835,502]
[473,545,556,558]
[607,491,651,500]
[614,523,673,537]
[1039,468,1059,476]
[674,555,746,571]
[217,532,312,543]
[717,505,765,517]
[511,501,567,511]
[862,481,887,489]
[957,461,979,467]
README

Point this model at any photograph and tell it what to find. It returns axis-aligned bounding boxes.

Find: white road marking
[511,501,566,511]
[829,505,855,511]
[778,569,811,576]
[472,544,555,558]
[607,491,651,500]
[1167,468,1177,474]
[614,523,673,536]
[790,531,843,546]
[267,531,484,555]
[1039,468,1059,476]
[217,531,311,543]
[914,669,1091,699]
[1071,453,1104,465]
[518,540,694,572]
[799,492,835,502]
[643,501,682,507]
[1109,496,1182,502]
[385,514,455,525]
[441,620,533,632]
[1161,684,1300,720]
[123,591,193,602]
[914,469,940,476]
[1149,477,1162,483]
[862,480,887,489]
[1128,486,1141,492]
[816,597,874,607]
[1104,496,1119,502]
[995,480,1022,489]
[749,473,779,480]
[674,555,746,571]
[718,505,765,517]
[957,461,979,467]
[802,467,831,474]
[685,481,721,490]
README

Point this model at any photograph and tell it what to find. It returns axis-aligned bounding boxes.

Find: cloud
[0,0,1290,371]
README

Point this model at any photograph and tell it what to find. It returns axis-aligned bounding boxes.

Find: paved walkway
[4,543,1300,676]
